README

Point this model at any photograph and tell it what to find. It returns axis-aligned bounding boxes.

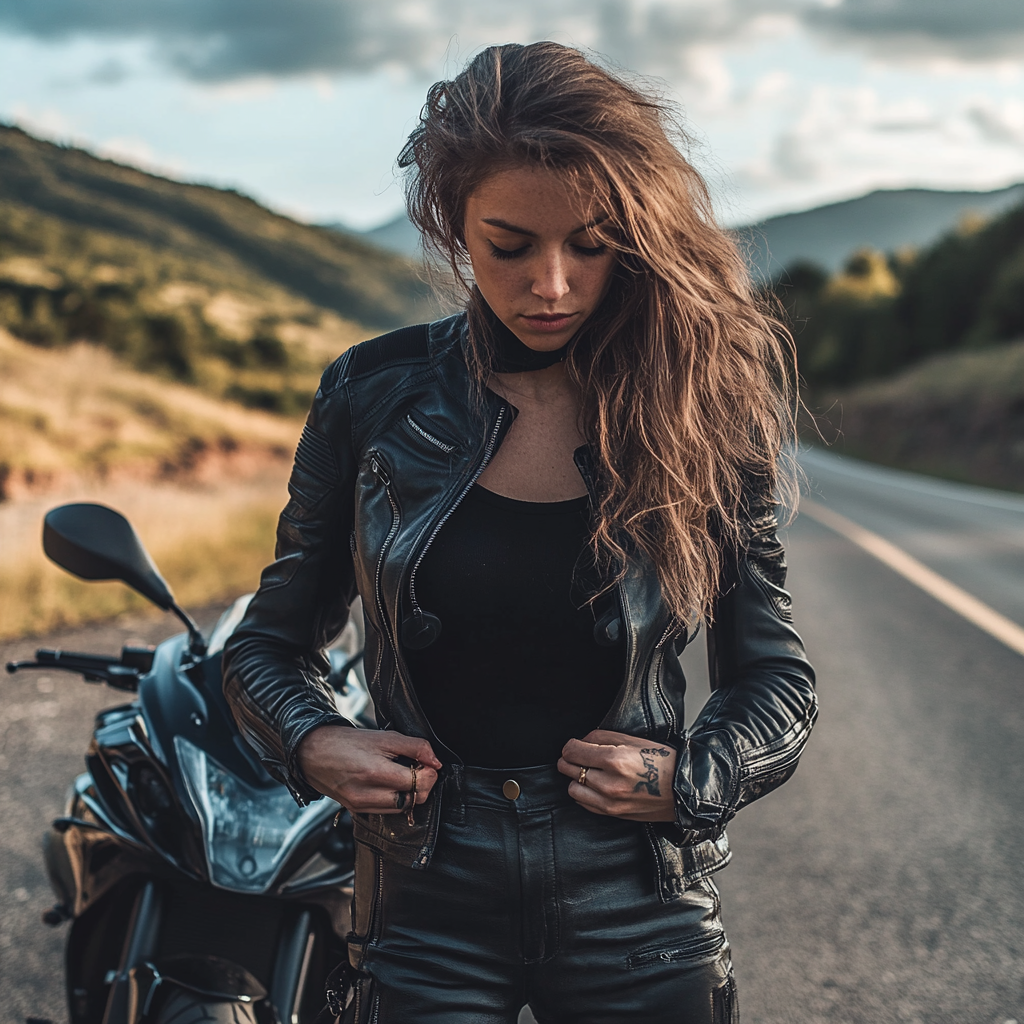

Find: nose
[531,249,570,303]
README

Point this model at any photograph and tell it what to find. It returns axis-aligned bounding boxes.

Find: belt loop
[443,763,466,824]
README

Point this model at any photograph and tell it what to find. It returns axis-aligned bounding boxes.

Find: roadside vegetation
[765,196,1024,490]
[769,200,1024,390]
[822,340,1024,491]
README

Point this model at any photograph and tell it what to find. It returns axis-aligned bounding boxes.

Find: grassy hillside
[0,124,438,415]
[0,124,431,329]
[0,201,369,414]
[818,340,1024,493]
[0,327,300,498]
[0,327,301,637]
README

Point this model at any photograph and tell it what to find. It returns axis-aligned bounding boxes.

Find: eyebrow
[481,216,605,237]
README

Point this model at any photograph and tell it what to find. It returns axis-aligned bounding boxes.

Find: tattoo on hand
[633,746,672,797]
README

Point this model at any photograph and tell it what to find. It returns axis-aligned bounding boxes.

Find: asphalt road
[3,450,1024,1023]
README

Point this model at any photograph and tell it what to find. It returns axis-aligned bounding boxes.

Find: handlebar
[5,645,155,692]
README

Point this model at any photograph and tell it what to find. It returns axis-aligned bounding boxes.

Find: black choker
[479,300,569,373]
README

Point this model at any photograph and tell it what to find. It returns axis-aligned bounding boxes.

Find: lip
[519,311,579,332]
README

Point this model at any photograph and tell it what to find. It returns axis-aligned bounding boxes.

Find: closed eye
[571,243,608,257]
[488,240,530,261]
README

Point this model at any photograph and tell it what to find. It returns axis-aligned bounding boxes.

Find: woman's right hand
[296,725,442,815]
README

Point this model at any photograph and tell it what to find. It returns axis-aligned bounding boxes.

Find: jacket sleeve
[670,499,817,837]
[222,355,358,804]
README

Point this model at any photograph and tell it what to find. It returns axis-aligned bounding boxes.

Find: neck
[474,291,571,373]
[490,360,572,403]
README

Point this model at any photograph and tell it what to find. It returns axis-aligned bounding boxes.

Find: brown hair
[399,41,798,624]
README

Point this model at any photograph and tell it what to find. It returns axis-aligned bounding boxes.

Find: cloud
[1,0,1020,93]
[965,98,1024,147]
[803,0,1024,61]
[737,84,1024,206]
[0,0,801,86]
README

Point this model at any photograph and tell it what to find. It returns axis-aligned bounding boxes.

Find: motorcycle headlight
[174,736,337,893]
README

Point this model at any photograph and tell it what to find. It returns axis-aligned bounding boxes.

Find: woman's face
[463,164,618,353]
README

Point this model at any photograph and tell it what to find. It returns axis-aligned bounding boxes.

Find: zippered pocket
[404,412,457,454]
[626,930,726,970]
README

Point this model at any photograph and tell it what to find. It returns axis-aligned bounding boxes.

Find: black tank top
[403,484,625,768]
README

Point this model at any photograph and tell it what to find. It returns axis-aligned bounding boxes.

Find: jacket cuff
[670,730,739,835]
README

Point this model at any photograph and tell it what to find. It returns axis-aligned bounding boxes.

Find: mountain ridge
[345,183,1024,280]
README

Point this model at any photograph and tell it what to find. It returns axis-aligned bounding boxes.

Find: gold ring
[406,765,418,826]
[578,765,589,787]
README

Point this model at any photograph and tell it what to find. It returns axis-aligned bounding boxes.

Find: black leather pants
[345,764,737,1023]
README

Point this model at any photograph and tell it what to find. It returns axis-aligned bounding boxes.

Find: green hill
[0,124,434,412]
[768,196,1024,392]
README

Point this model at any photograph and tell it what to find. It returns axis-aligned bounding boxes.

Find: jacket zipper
[407,405,507,618]
[405,412,456,454]
[369,452,402,659]
[651,617,679,735]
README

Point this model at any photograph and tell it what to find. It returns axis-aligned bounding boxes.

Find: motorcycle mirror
[43,504,207,655]
[44,503,175,608]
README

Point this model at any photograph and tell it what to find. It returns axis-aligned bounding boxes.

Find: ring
[394,790,407,809]
[406,765,418,826]
[578,765,589,787]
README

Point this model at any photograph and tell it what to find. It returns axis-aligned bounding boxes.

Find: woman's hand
[558,729,677,822]
[296,725,442,816]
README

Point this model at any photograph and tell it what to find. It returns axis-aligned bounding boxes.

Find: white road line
[800,498,1024,660]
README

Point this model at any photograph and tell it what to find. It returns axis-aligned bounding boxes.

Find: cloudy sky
[2,0,1023,229]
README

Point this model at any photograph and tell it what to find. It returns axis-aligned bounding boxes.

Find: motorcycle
[6,502,372,1024]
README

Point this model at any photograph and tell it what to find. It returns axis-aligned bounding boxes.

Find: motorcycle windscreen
[174,735,338,892]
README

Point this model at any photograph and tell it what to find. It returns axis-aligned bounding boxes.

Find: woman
[223,41,816,1024]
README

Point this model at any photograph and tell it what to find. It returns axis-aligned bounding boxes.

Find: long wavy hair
[399,41,798,625]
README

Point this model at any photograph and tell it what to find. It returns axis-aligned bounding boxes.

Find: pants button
[502,779,521,800]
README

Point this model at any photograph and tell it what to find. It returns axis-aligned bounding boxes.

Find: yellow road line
[800,498,1024,660]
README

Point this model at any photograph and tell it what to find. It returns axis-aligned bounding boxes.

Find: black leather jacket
[222,312,817,902]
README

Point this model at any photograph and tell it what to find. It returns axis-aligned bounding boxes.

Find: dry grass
[0,328,304,498]
[0,330,308,638]
[0,471,291,640]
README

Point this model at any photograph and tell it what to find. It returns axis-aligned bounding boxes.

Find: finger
[556,757,610,792]
[382,733,443,770]
[345,788,418,815]
[374,762,438,793]
[561,737,622,770]
[566,780,615,816]
[579,729,636,746]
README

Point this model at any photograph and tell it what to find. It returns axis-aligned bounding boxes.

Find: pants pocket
[712,969,739,1024]
[340,972,378,1024]
[625,929,727,971]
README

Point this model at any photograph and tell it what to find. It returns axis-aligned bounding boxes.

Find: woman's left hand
[558,730,677,822]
